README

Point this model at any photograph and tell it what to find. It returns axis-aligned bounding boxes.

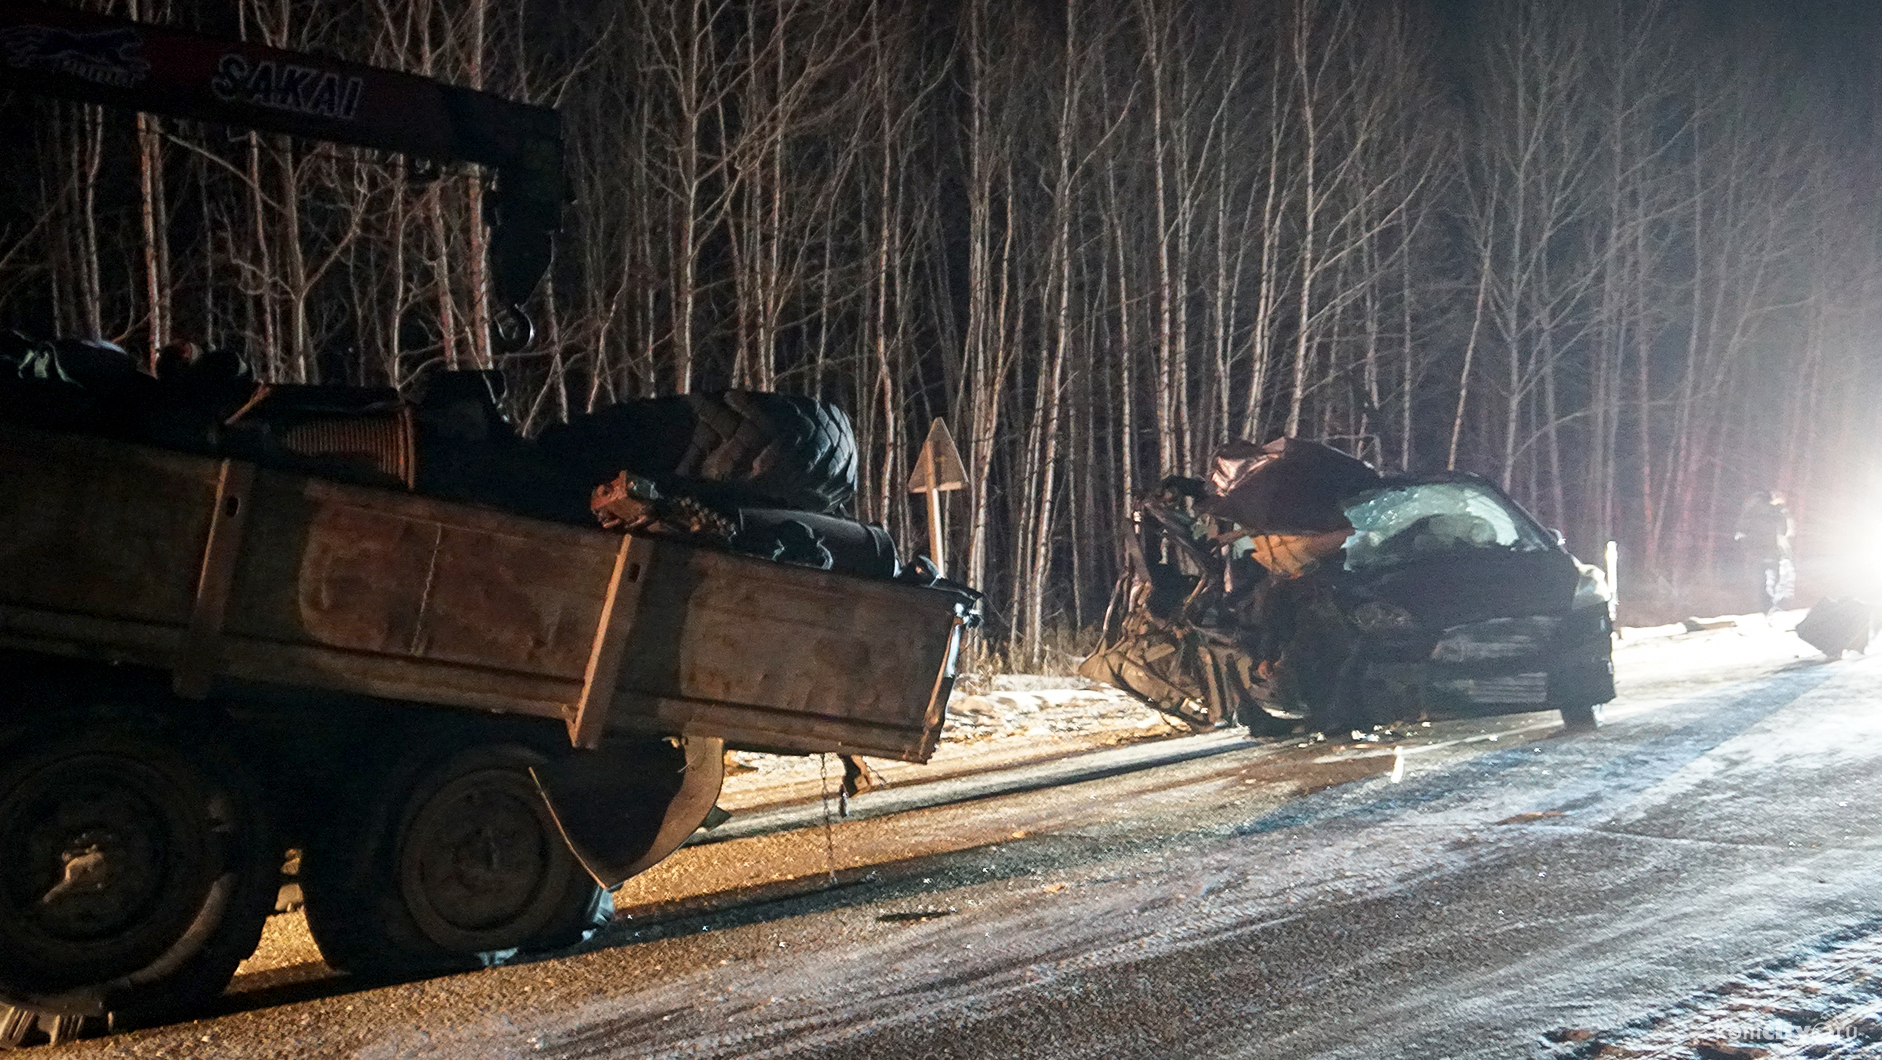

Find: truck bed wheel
[302,743,608,978]
[0,726,277,1045]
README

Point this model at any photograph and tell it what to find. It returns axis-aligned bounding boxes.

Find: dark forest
[3,0,1879,665]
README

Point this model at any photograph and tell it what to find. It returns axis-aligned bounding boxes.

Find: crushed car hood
[1202,437,1381,535]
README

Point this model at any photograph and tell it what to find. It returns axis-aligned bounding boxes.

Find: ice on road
[57,619,1882,1060]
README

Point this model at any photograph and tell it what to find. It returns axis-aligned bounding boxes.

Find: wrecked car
[1081,438,1615,736]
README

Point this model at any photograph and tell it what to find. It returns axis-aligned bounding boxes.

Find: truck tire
[0,725,276,1046]
[537,390,859,514]
[301,743,609,978]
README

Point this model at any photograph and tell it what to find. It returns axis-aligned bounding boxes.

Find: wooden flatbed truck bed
[0,422,972,1041]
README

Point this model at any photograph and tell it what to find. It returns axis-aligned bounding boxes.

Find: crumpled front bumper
[1357,608,1614,716]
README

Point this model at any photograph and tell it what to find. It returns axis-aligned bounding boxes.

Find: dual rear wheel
[2,723,688,1044]
[300,743,611,978]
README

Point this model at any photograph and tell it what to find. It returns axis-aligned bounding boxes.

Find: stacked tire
[537,390,859,515]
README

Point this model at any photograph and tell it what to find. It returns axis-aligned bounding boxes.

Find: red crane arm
[0,0,563,318]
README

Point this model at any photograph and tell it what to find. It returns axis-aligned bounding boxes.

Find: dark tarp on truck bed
[0,331,907,580]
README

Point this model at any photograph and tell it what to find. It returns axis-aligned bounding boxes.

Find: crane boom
[0,0,562,325]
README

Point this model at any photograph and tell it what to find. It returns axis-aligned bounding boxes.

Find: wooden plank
[0,602,185,668]
[603,602,967,763]
[406,520,614,674]
[0,422,969,758]
[597,539,970,761]
[214,640,575,719]
[567,534,654,748]
[229,471,614,679]
[604,690,935,760]
[0,600,576,719]
[296,472,605,547]
[0,425,217,628]
[173,460,255,697]
[678,550,952,711]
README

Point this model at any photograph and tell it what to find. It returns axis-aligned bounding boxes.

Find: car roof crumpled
[1201,437,1381,535]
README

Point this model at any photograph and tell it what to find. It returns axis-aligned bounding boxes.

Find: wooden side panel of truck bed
[0,424,965,762]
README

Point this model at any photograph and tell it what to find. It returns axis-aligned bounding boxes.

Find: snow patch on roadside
[946,688,1168,739]
[720,682,1186,805]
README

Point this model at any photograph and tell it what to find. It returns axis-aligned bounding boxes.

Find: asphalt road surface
[52,619,1882,1060]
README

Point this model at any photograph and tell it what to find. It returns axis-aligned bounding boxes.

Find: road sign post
[907,418,966,577]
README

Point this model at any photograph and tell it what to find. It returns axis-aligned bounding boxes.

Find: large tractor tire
[300,743,611,979]
[537,390,858,514]
[0,724,277,1047]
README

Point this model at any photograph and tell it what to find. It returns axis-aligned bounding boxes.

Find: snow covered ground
[718,608,1826,815]
[77,607,1869,1060]
[715,676,1189,814]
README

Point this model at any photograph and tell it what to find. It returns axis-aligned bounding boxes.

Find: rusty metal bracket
[174,460,255,698]
[567,533,655,748]
[531,735,725,888]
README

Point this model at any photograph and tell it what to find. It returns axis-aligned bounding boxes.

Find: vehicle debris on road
[1081,436,1616,736]
[1792,596,1876,657]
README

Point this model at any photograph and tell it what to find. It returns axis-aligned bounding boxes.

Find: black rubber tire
[0,724,277,1046]
[301,743,609,978]
[537,390,859,514]
[1302,643,1371,737]
[1559,702,1603,732]
[0,1003,86,1049]
[1235,698,1298,738]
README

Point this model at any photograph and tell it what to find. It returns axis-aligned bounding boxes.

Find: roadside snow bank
[718,681,1185,811]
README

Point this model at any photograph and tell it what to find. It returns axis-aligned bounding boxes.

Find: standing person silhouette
[1734,489,1795,614]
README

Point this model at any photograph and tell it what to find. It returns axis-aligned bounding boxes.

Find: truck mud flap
[530,736,725,889]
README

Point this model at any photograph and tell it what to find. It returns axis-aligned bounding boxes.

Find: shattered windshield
[1340,480,1553,571]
